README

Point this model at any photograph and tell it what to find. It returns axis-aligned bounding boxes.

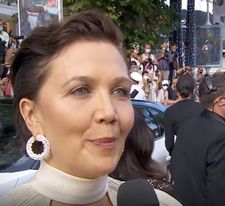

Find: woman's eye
[71,87,90,95]
[113,87,129,97]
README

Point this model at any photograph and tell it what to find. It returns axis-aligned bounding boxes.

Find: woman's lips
[88,137,118,149]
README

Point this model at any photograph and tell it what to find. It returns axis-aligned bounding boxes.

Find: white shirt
[130,84,146,101]
[0,31,9,48]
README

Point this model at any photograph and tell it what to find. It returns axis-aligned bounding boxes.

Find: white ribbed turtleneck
[32,161,108,205]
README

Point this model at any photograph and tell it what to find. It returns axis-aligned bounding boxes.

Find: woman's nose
[94,93,118,124]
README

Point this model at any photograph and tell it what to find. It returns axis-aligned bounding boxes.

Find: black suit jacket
[164,99,203,155]
[170,110,225,206]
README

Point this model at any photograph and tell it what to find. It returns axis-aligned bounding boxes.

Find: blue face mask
[0,26,3,32]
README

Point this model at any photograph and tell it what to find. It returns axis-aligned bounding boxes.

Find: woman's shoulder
[0,182,50,206]
[155,189,182,206]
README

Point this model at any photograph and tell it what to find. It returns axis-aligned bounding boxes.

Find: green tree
[0,0,16,5]
[1,0,178,50]
[63,0,178,50]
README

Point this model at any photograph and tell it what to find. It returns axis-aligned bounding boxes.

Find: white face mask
[145,48,151,54]
[143,75,149,80]
[163,85,168,90]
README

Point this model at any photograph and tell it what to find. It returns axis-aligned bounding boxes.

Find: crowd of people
[128,40,225,205]
[169,71,225,205]
[0,20,21,97]
[0,8,225,206]
[127,41,210,107]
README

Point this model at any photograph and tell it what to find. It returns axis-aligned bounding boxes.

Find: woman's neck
[32,161,109,205]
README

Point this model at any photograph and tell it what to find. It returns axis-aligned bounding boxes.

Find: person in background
[129,50,141,69]
[141,44,151,64]
[20,0,46,37]
[195,66,205,102]
[1,70,13,97]
[0,37,6,65]
[168,43,178,84]
[157,79,169,105]
[156,41,169,81]
[140,44,158,73]
[148,70,159,102]
[196,67,204,83]
[130,71,146,100]
[0,22,9,48]
[110,108,182,205]
[164,73,203,156]
[168,78,178,102]
[170,72,225,205]
[23,0,47,29]
[0,10,135,206]
[128,63,139,74]
[142,70,152,101]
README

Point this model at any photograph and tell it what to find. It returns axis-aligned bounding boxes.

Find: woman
[164,73,203,156]
[110,108,182,205]
[157,79,169,105]
[142,70,152,101]
[0,10,134,206]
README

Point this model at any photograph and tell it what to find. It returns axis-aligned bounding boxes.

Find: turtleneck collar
[32,161,108,205]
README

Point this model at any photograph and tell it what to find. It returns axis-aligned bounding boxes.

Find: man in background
[170,72,225,205]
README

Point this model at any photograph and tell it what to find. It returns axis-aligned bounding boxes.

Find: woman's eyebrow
[62,76,132,88]
[112,77,133,86]
[61,76,95,88]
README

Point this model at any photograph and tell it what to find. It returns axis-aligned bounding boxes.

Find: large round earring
[26,135,50,160]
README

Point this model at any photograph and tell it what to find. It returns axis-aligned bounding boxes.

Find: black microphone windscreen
[117,178,159,206]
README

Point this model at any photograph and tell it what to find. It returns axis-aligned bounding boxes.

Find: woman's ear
[19,98,41,135]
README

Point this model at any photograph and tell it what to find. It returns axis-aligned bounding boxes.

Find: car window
[148,107,165,137]
[134,106,164,139]
[0,98,23,170]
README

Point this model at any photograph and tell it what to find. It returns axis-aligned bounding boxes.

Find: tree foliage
[1,0,179,50]
[0,0,16,5]
[63,0,178,50]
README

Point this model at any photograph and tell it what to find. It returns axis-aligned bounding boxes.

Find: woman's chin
[90,161,119,178]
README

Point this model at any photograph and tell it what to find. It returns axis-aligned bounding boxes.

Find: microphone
[117,178,159,206]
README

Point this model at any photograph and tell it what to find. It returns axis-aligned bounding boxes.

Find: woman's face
[33,41,134,178]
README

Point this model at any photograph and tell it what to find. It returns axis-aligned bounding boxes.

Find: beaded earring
[26,135,50,160]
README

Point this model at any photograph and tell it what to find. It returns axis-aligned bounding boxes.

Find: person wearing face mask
[0,22,9,48]
[141,44,158,68]
[157,79,169,105]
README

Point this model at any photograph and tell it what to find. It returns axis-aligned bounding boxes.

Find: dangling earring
[26,135,50,160]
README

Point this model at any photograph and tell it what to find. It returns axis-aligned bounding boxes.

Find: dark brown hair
[110,108,167,180]
[11,10,125,144]
[199,72,225,109]
[176,73,195,98]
